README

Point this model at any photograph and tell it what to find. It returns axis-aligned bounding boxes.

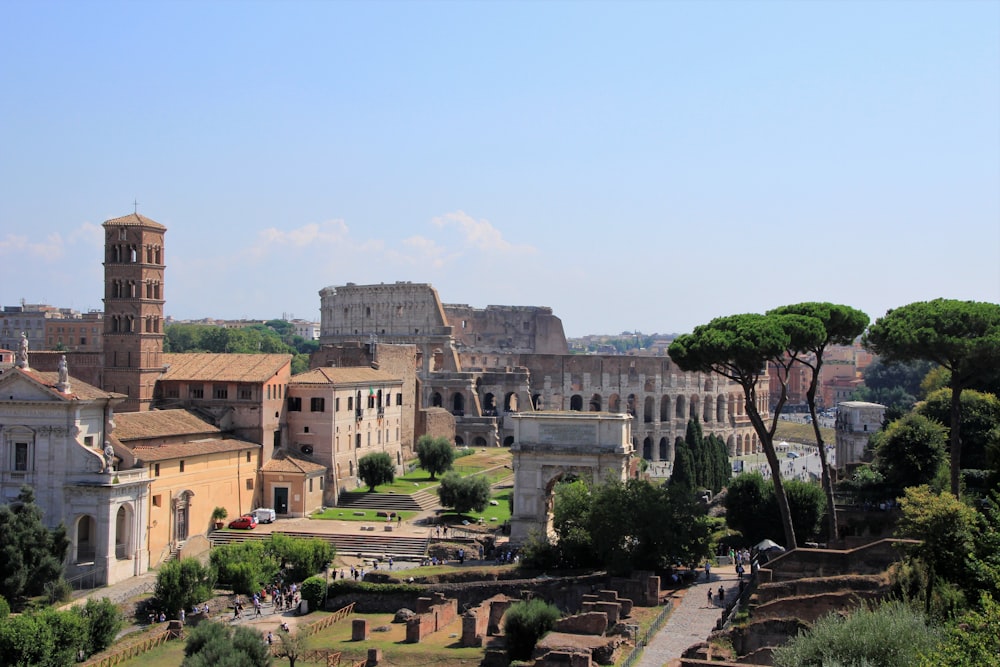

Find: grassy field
[311,508,417,522]
[773,420,835,445]
[301,612,483,666]
[365,448,513,495]
[439,487,512,526]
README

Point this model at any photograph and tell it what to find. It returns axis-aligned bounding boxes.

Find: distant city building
[44,311,103,352]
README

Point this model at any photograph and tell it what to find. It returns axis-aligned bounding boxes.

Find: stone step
[336,492,425,512]
[208,530,430,560]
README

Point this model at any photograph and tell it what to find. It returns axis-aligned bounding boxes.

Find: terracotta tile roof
[161,353,292,383]
[261,452,326,475]
[10,368,121,401]
[103,212,166,229]
[291,366,401,385]
[114,409,220,442]
[130,437,259,462]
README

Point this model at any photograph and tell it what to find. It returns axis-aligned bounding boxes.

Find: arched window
[644,396,654,423]
[569,395,583,411]
[452,392,465,415]
[589,394,602,411]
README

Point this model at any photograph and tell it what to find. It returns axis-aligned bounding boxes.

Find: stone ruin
[473,589,636,667]
[405,591,459,643]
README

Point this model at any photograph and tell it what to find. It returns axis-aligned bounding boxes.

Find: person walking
[707,588,713,606]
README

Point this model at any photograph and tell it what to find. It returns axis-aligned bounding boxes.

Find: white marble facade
[0,365,150,587]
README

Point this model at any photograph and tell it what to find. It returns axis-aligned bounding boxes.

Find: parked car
[786,451,801,459]
[228,515,257,530]
[253,507,276,524]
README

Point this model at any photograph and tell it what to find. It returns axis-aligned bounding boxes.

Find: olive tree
[864,299,1000,497]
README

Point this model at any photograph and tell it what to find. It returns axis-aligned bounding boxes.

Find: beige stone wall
[145,445,259,566]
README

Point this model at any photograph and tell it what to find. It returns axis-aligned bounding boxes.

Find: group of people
[231,583,300,621]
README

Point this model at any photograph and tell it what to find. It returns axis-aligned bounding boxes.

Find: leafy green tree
[155,557,216,617]
[769,302,869,541]
[920,594,1000,666]
[870,414,948,492]
[896,485,978,615]
[551,479,595,568]
[182,623,272,667]
[503,598,561,661]
[853,357,937,418]
[725,473,826,545]
[724,473,775,546]
[415,435,456,480]
[670,312,826,549]
[274,629,305,667]
[587,478,710,574]
[0,486,69,605]
[299,576,326,612]
[670,436,695,492]
[773,600,940,667]
[437,473,491,516]
[77,598,123,658]
[266,533,333,583]
[864,299,1000,496]
[357,452,395,491]
[918,388,1000,472]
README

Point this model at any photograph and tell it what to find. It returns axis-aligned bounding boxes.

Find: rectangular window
[396,393,403,406]
[347,396,353,411]
[320,477,324,489]
[309,478,314,492]
[165,387,179,399]
[84,436,94,447]
[154,463,160,477]
[288,396,302,411]
[152,495,162,507]
[310,397,325,412]
[335,397,340,412]
[214,386,228,400]
[14,442,29,472]
[246,451,251,463]
[368,395,375,409]
[190,385,204,399]
[304,426,310,434]
[179,460,185,473]
[246,478,254,490]
[239,386,253,400]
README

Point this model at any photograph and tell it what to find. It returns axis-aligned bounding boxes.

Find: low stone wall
[461,594,512,647]
[405,592,459,643]
[752,574,887,605]
[761,539,917,582]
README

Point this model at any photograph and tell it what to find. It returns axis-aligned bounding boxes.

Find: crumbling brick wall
[405,592,459,643]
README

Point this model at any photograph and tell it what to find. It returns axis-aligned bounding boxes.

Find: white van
[253,508,277,524]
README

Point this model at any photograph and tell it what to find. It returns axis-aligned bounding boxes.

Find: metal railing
[618,599,674,667]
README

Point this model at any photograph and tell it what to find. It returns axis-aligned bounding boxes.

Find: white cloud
[430,210,536,255]
[0,223,104,262]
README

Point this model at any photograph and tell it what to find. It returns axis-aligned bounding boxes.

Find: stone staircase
[336,490,439,512]
[208,529,430,562]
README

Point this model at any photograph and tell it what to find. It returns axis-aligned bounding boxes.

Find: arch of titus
[508,412,633,545]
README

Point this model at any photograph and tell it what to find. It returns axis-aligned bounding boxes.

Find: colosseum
[317,282,765,462]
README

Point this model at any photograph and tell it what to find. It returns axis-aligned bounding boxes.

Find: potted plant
[211,506,228,530]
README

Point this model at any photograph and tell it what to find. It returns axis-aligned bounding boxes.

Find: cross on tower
[133,199,139,213]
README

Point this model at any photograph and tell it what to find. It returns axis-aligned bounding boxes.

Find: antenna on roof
[133,199,139,214]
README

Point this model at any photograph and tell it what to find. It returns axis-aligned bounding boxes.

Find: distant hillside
[774,420,835,446]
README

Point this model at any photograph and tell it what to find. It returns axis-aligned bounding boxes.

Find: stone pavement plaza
[635,564,739,667]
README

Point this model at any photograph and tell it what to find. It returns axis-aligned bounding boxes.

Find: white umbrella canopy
[754,539,785,552]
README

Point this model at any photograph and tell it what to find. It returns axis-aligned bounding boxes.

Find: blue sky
[1,1,997,337]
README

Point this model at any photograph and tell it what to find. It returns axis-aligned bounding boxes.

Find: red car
[228,515,257,530]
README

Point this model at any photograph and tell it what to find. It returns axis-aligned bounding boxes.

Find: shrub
[76,597,123,657]
[772,600,940,667]
[211,541,278,595]
[504,598,561,661]
[299,576,327,613]
[155,557,215,617]
[358,452,395,491]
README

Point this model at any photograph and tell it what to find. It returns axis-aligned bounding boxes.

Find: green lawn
[439,488,512,526]
[311,508,416,522]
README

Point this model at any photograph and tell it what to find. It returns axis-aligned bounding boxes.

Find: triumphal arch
[508,411,634,545]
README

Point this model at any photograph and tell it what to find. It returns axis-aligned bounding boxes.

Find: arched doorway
[76,515,96,562]
[569,395,583,411]
[452,392,465,415]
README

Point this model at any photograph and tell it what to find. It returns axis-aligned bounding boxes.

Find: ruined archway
[508,412,634,545]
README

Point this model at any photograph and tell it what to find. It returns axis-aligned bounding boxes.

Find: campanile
[101,213,166,412]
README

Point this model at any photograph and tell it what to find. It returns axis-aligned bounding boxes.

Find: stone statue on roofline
[103,441,115,474]
[57,355,71,393]
[16,332,29,369]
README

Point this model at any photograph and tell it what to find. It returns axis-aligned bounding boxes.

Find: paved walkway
[634,564,740,667]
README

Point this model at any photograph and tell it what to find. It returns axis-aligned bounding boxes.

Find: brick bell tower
[102,213,166,412]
